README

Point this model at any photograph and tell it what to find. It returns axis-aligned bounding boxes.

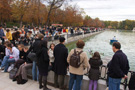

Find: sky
[69,0,135,21]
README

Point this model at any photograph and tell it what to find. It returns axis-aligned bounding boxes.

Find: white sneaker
[1,70,5,73]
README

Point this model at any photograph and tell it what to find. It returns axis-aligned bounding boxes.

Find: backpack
[128,72,135,90]
[9,68,17,79]
[70,49,83,68]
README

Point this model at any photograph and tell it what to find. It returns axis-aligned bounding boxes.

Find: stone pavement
[0,70,60,90]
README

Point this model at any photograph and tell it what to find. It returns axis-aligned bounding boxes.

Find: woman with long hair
[88,52,103,90]
[48,43,55,71]
[36,40,51,90]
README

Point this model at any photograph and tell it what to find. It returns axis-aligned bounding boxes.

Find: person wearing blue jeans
[28,34,44,81]
[72,78,82,90]
[108,77,121,90]
[67,40,90,90]
[107,42,129,90]
[69,73,83,90]
[0,56,10,68]
[4,58,15,72]
[1,43,19,72]
[0,56,15,72]
[32,61,39,81]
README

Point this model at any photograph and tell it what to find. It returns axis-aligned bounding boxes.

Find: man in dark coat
[108,42,130,90]
[53,37,68,89]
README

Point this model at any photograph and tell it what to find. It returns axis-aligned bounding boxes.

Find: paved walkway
[0,70,60,90]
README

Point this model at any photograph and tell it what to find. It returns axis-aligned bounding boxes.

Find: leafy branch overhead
[45,0,66,26]
[0,0,105,28]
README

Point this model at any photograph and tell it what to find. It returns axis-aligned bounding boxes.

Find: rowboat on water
[110,40,118,44]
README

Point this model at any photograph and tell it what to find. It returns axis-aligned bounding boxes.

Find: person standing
[67,40,90,90]
[36,40,51,90]
[53,37,68,89]
[108,42,130,90]
[0,25,6,44]
[3,23,7,30]
[28,34,44,81]
[88,52,103,90]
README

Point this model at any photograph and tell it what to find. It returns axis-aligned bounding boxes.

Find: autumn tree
[45,0,66,26]
[11,0,31,28]
[0,0,12,24]
[23,0,47,26]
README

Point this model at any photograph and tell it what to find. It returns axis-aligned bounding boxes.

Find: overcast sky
[69,0,135,21]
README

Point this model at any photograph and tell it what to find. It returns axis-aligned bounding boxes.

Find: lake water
[66,30,135,71]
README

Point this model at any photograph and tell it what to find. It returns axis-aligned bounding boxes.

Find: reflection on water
[66,30,135,71]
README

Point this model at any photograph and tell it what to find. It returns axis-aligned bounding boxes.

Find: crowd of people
[0,24,132,90]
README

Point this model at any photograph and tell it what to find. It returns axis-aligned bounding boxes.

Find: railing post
[52,36,54,42]
[82,31,84,37]
[64,34,68,43]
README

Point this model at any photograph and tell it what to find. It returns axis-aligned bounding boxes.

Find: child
[88,52,103,90]
[48,43,55,71]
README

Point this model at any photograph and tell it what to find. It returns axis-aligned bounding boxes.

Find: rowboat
[110,40,118,44]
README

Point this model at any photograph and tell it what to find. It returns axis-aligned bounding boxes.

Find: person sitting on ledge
[1,43,19,72]
[0,41,12,69]
[13,46,32,84]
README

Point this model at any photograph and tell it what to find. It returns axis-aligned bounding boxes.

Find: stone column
[82,31,84,37]
[64,34,68,43]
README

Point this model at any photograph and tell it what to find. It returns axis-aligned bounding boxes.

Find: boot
[39,75,43,89]
[43,76,51,90]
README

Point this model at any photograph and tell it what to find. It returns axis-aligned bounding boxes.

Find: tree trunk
[0,14,3,25]
[20,21,22,29]
[19,15,23,29]
[46,5,53,26]
[38,0,40,27]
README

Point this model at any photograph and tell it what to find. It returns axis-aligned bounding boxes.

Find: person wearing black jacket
[88,52,103,90]
[0,41,5,62]
[53,37,68,89]
[36,40,51,90]
[28,34,44,81]
[13,46,32,84]
[14,44,25,69]
[108,42,130,90]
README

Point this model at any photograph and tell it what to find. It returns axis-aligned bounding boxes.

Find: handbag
[27,52,37,62]
[8,64,14,72]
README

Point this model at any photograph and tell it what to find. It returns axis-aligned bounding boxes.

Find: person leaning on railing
[67,40,90,90]
[88,52,103,90]
[107,42,130,90]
